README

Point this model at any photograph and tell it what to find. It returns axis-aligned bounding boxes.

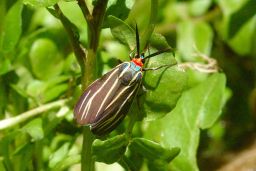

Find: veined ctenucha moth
[74,25,175,136]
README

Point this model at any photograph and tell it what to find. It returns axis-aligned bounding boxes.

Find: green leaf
[22,118,44,141]
[108,15,136,50]
[10,84,30,98]
[129,138,180,162]
[52,155,80,170]
[49,143,70,168]
[177,21,213,60]
[188,0,212,17]
[216,0,256,55]
[0,0,23,52]
[0,53,12,75]
[126,0,157,49]
[29,38,64,80]
[149,33,174,51]
[228,17,256,56]
[26,76,69,103]
[144,73,227,171]
[92,134,129,164]
[103,0,131,28]
[143,55,187,120]
[147,159,169,171]
[23,0,60,7]
[228,0,256,39]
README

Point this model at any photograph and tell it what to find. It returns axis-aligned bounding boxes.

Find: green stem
[78,1,108,171]
[81,126,95,171]
[0,99,68,130]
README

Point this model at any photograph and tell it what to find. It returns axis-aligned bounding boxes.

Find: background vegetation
[0,0,255,170]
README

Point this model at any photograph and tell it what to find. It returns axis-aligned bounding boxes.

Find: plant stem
[81,126,95,171]
[54,1,108,170]
[77,1,108,171]
[0,99,68,130]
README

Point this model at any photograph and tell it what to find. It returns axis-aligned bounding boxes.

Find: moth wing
[74,64,122,125]
[91,80,141,135]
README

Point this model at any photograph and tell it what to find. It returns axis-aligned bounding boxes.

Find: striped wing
[74,62,142,135]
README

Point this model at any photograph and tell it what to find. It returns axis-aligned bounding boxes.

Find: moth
[74,25,175,136]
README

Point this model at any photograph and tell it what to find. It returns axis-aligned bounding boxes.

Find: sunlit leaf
[0,0,23,52]
[144,73,226,171]
[23,0,60,7]
[29,38,64,80]
[22,118,44,141]
[92,134,129,164]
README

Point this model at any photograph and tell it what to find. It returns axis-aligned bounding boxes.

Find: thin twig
[77,0,93,23]
[0,99,69,130]
[53,4,86,72]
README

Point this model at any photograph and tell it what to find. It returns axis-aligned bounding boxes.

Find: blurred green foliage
[0,0,255,171]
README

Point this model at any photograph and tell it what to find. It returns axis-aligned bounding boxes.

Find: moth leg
[142,63,177,71]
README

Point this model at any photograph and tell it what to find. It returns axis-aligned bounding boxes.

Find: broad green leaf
[177,21,213,60]
[216,0,256,55]
[58,1,87,43]
[228,0,256,39]
[108,15,136,50]
[29,38,64,80]
[144,73,226,171]
[149,33,174,51]
[103,0,132,28]
[143,54,187,120]
[126,0,158,50]
[92,134,129,164]
[109,0,159,52]
[23,0,60,7]
[22,118,44,141]
[129,138,180,162]
[0,0,23,52]
[228,17,256,56]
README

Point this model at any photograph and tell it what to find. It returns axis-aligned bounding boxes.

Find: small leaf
[147,159,169,171]
[108,15,136,50]
[188,0,212,16]
[0,0,23,52]
[10,84,30,98]
[23,0,60,7]
[44,84,68,102]
[149,33,173,51]
[22,118,44,141]
[52,155,80,170]
[49,143,70,168]
[0,53,12,75]
[177,21,213,60]
[103,0,131,27]
[129,138,180,162]
[29,38,63,80]
[92,134,129,164]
